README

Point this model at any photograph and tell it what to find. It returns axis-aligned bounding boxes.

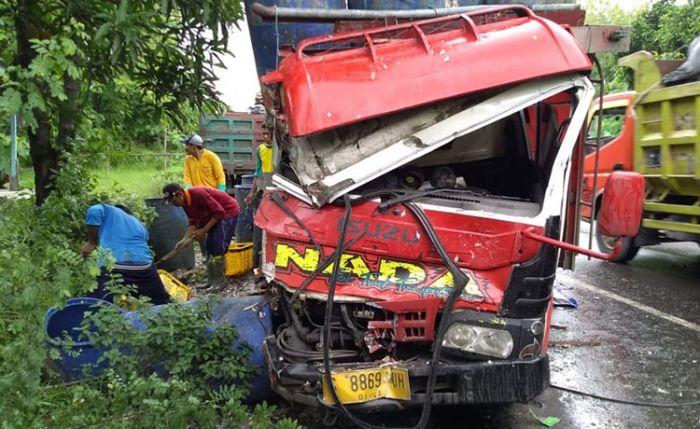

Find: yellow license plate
[322,367,411,405]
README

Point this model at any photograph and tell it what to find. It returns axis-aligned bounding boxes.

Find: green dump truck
[593,51,700,261]
[199,112,266,186]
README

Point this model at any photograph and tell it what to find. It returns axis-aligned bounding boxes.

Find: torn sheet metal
[276,74,591,208]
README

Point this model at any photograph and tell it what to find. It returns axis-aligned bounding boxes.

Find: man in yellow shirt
[244,127,274,206]
[245,125,274,267]
[181,133,227,191]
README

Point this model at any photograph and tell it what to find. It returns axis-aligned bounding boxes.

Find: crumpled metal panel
[280,74,585,207]
[262,6,591,137]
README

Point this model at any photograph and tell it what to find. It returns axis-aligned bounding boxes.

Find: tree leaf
[0,87,22,114]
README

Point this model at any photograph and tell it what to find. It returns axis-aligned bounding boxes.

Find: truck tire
[595,222,639,263]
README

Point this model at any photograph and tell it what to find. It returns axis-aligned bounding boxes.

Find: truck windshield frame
[273,74,594,228]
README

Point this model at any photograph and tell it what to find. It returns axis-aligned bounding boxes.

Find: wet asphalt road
[284,224,700,429]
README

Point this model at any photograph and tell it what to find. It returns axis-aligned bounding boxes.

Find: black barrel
[145,198,195,271]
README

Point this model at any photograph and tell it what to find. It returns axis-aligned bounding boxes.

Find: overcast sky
[215,0,662,112]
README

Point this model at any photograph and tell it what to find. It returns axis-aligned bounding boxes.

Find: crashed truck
[250,4,641,415]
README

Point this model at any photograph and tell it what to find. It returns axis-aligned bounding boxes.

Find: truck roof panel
[261,5,591,137]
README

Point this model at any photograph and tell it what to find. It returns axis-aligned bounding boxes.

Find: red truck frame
[250,4,641,421]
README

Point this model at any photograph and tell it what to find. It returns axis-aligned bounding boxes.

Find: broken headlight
[442,323,514,359]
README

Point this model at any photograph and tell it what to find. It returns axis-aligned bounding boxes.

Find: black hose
[290,233,365,303]
[271,192,322,250]
[277,332,359,361]
[282,295,354,344]
[322,194,470,429]
[551,384,700,408]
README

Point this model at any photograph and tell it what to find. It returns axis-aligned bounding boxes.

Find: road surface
[286,224,700,428]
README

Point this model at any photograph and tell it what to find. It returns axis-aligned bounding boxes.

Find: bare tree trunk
[56,72,81,153]
[28,110,57,206]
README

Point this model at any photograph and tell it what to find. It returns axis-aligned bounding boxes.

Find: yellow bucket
[158,269,192,302]
[225,242,254,276]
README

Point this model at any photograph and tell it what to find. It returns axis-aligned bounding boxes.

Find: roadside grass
[94,155,184,199]
[16,152,185,200]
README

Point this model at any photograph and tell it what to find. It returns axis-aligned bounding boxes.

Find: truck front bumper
[263,337,549,411]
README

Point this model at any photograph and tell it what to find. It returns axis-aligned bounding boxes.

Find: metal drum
[145,198,195,271]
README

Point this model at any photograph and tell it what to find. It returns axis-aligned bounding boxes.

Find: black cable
[270,192,323,250]
[551,384,700,408]
[289,233,365,303]
[321,194,470,429]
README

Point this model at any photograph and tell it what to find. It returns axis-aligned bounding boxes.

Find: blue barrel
[124,297,274,403]
[44,297,115,380]
[244,0,346,77]
[145,198,195,271]
[209,296,274,403]
[234,183,255,242]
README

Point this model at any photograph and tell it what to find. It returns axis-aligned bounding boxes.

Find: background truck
[583,51,700,261]
[248,2,640,423]
[199,111,266,187]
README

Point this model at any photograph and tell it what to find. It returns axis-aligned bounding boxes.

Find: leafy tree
[632,0,700,57]
[0,1,241,205]
[582,0,700,94]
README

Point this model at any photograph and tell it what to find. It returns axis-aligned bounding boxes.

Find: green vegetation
[0,154,300,428]
[93,158,180,200]
[583,0,700,94]
[13,141,185,199]
[0,0,238,205]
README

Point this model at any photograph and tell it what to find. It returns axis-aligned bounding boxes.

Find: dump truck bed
[633,82,700,197]
[199,112,266,180]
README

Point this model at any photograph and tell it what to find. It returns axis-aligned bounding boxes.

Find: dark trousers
[91,262,171,305]
[251,193,263,267]
[205,215,237,257]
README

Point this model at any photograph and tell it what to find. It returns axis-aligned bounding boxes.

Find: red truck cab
[251,5,641,417]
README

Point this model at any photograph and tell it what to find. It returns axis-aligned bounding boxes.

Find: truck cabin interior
[274,85,577,217]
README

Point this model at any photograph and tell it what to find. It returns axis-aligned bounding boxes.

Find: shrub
[0,154,299,429]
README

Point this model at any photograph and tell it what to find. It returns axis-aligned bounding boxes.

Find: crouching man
[81,203,170,304]
[162,183,239,292]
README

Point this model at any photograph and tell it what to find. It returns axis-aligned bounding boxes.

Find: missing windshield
[276,76,581,212]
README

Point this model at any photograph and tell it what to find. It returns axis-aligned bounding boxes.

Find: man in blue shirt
[81,204,170,304]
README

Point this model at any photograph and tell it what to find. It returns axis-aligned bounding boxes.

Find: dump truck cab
[252,5,638,413]
[583,51,700,261]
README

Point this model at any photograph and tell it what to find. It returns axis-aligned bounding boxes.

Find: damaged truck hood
[275,74,589,207]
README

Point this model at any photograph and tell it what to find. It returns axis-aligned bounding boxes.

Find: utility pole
[9,114,18,191]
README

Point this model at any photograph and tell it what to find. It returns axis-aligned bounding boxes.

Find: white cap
[180,133,204,147]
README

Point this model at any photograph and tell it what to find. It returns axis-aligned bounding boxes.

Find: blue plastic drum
[44,297,115,380]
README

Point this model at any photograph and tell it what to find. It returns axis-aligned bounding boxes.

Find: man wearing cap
[162,183,240,292]
[181,133,227,192]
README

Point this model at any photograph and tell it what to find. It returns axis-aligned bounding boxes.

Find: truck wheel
[595,222,639,263]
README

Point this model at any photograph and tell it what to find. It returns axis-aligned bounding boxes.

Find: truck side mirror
[598,171,645,237]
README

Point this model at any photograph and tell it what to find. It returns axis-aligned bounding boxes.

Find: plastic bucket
[234,184,255,242]
[44,297,115,380]
[145,197,195,271]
